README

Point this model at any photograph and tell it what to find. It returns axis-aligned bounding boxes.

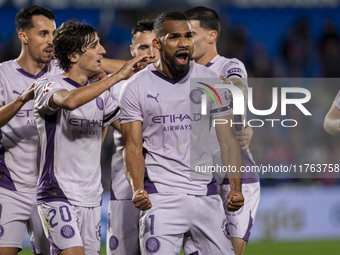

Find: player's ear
[18,31,28,44]
[153,38,161,50]
[68,53,78,64]
[130,45,136,57]
[207,30,218,44]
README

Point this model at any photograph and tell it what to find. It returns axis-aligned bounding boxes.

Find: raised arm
[101,58,126,74]
[214,113,244,211]
[0,83,34,128]
[121,120,151,211]
[324,103,340,135]
[50,55,147,110]
[228,76,247,98]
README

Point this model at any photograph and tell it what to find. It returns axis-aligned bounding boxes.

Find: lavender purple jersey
[109,80,133,200]
[34,74,119,206]
[0,59,61,192]
[206,55,259,184]
[334,90,340,110]
[120,62,232,196]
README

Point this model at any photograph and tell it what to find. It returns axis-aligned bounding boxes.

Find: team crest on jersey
[43,82,53,94]
[189,89,204,104]
[109,235,119,250]
[145,237,161,253]
[60,225,75,239]
[96,97,104,110]
[221,219,231,239]
[0,225,4,237]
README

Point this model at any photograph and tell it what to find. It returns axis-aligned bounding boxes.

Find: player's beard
[162,48,191,78]
[39,57,52,64]
[35,53,53,65]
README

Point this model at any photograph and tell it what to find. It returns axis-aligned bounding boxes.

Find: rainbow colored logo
[196,82,222,106]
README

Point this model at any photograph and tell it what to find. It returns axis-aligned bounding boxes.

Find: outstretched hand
[117,55,150,81]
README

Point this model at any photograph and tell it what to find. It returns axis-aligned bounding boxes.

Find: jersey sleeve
[102,90,120,127]
[119,79,143,124]
[0,73,5,107]
[334,90,340,110]
[34,76,64,115]
[222,58,248,80]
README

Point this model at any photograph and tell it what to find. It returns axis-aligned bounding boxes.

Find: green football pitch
[20,239,340,254]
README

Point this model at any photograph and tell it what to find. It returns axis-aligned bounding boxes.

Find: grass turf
[19,239,340,254]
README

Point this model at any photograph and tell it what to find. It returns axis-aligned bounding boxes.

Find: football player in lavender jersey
[0,5,130,255]
[184,6,260,255]
[324,90,340,135]
[120,11,244,255]
[34,20,148,255]
[107,20,160,255]
[0,6,58,255]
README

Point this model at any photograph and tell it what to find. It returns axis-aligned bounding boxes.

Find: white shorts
[0,187,49,254]
[140,193,234,255]
[220,182,260,241]
[38,201,101,254]
[106,199,140,255]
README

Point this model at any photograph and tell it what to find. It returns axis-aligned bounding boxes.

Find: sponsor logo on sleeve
[227,68,242,74]
[43,83,53,94]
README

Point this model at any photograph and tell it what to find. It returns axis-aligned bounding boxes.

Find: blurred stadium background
[1,0,339,253]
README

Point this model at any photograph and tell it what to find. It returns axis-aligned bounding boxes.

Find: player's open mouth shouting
[175,48,190,65]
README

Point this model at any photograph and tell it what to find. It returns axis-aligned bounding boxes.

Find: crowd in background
[0,6,339,189]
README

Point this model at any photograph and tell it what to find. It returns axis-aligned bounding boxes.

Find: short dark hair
[153,11,189,38]
[53,20,97,72]
[15,5,55,32]
[184,6,221,38]
[131,19,154,42]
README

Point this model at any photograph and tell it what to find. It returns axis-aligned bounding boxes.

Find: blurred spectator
[281,18,314,77]
[319,19,340,77]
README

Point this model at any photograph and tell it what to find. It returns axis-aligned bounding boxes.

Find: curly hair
[53,20,97,72]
